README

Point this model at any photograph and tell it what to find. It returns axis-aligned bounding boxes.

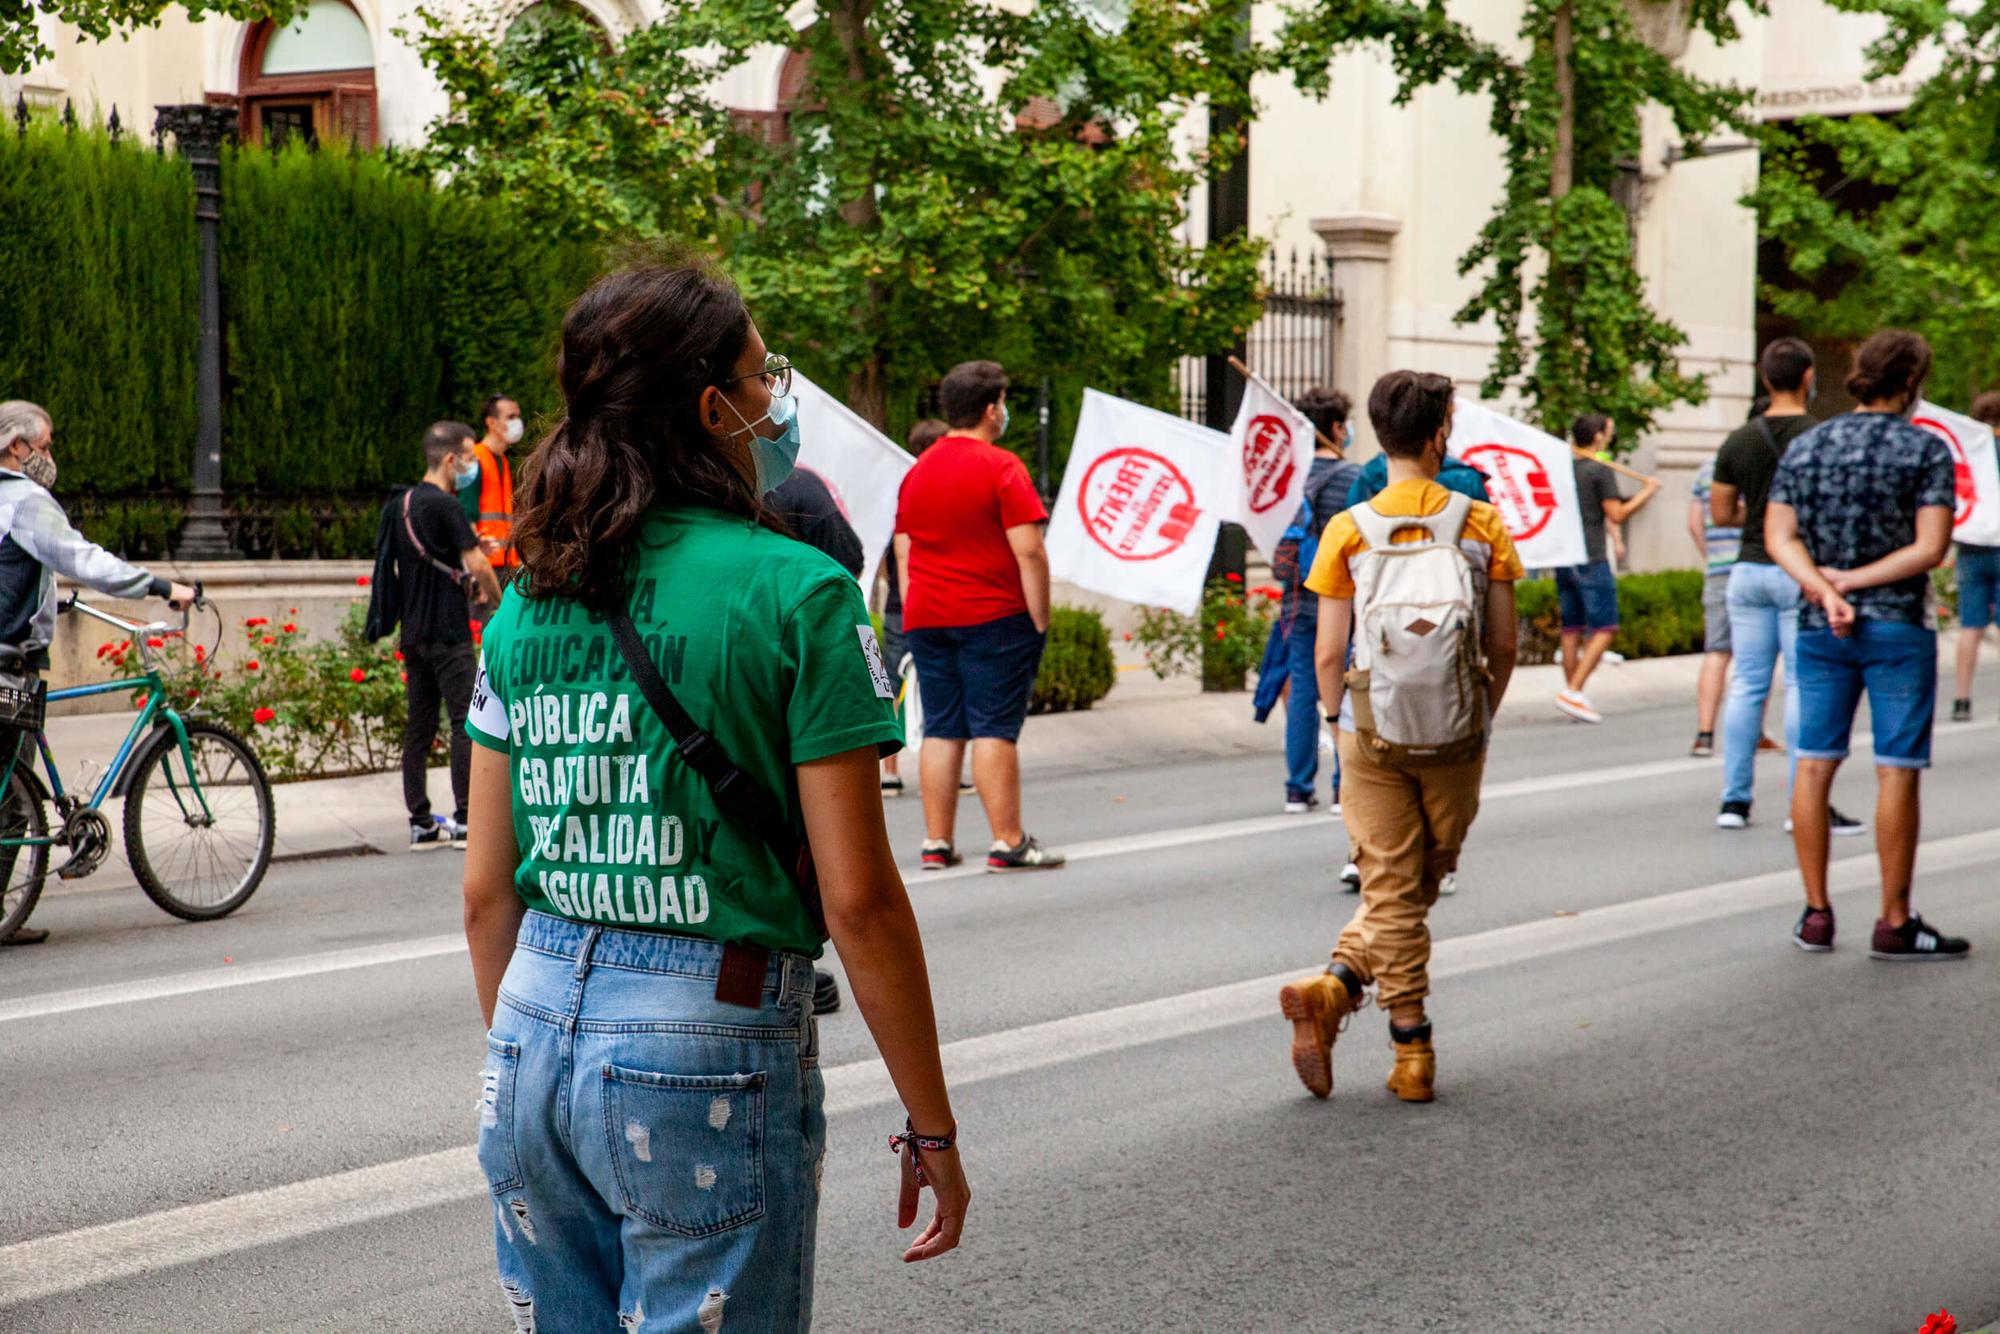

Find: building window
[237,0,378,149]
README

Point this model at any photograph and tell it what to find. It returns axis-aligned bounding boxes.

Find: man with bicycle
[0,401,196,946]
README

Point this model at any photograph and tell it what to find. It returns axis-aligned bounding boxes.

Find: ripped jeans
[479,912,825,1332]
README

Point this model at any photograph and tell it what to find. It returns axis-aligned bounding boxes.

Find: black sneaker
[1690,731,1715,757]
[1784,807,1868,837]
[1870,913,1970,962]
[1283,792,1319,815]
[1339,861,1361,893]
[1793,906,1835,953]
[1716,800,1751,830]
[881,774,906,797]
[987,835,1066,872]
[411,816,452,849]
[812,968,842,1014]
[920,841,961,871]
[1951,698,1972,722]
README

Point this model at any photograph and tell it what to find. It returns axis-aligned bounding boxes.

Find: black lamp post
[154,104,241,561]
[1202,1,1252,585]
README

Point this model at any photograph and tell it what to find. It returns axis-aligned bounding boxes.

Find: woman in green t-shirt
[461,253,969,1330]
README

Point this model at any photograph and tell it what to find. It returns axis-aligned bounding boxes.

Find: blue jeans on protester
[479,912,824,1332]
[1796,619,1938,767]
[1283,612,1339,802]
[1721,562,1801,806]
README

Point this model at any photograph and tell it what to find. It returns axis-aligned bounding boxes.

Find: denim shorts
[479,913,824,1331]
[1702,570,1732,653]
[1555,560,1620,633]
[1957,544,2000,630]
[1795,619,1938,768]
[906,611,1047,741]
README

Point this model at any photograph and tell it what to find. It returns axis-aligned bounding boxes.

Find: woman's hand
[897,1140,970,1263]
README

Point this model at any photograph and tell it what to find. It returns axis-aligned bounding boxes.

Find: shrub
[1514,569,1707,665]
[1029,606,1116,714]
[1129,574,1281,691]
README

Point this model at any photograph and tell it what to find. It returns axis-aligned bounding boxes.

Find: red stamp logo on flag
[1242,414,1298,515]
[1461,442,1559,541]
[1913,415,1977,527]
[1078,447,1201,561]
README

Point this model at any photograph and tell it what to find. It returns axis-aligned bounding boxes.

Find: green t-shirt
[465,506,903,955]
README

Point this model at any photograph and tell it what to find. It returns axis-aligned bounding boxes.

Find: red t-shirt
[895,435,1048,630]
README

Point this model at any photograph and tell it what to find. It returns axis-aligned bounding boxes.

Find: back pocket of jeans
[603,1065,766,1237]
[476,1035,523,1194]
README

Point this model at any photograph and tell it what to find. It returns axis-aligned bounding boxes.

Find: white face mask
[502,418,525,446]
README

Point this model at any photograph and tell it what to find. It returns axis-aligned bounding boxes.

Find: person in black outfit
[768,466,864,577]
[371,422,502,847]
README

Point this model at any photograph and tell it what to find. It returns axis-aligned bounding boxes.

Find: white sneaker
[1554,690,1603,724]
[1339,861,1361,893]
[1328,800,1342,816]
[1439,873,1458,897]
[1283,796,1317,815]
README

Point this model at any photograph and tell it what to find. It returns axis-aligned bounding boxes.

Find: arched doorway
[237,0,378,149]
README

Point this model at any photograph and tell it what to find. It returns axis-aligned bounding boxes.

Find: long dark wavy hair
[513,250,783,610]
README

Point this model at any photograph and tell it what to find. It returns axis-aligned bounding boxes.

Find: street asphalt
[4,689,1999,1331]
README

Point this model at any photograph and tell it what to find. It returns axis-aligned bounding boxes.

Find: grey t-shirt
[1572,457,1626,565]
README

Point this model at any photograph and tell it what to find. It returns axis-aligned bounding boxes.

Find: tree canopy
[3,0,294,75]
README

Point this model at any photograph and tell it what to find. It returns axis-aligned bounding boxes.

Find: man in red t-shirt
[894,361,1066,873]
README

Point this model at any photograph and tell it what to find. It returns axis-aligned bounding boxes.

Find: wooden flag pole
[1572,444,1659,487]
[1226,356,1344,458]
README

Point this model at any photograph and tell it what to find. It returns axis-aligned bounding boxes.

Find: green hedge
[1029,606,1117,714]
[0,119,600,556]
[1516,569,1707,665]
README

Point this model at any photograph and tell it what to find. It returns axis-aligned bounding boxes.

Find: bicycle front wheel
[0,763,48,939]
[124,721,275,921]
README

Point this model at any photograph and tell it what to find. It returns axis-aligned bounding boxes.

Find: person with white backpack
[1277,371,1522,1105]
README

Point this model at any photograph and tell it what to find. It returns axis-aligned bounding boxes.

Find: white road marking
[7,827,1998,1305]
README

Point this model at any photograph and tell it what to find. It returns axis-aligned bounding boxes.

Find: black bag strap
[402,488,472,592]
[605,609,825,936]
[1754,414,1778,459]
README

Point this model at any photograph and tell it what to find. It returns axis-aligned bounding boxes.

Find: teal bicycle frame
[0,612,214,855]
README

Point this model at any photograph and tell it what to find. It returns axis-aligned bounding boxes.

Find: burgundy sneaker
[1793,907,1835,953]
[1870,913,1970,962]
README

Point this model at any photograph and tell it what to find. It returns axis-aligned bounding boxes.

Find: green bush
[1029,606,1117,714]
[1515,569,1708,665]
[0,120,600,556]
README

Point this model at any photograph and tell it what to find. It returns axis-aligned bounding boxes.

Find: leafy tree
[3,0,294,76]
[1752,0,2000,403]
[402,0,1266,438]
[1278,0,1752,443]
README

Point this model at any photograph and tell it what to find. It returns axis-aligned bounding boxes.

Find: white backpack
[1345,494,1489,766]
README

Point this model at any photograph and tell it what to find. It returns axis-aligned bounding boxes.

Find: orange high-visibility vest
[473,442,518,568]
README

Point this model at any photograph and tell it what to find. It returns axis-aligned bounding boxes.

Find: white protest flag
[1446,397,1588,569]
[1046,389,1231,615]
[1228,369,1317,560]
[791,371,915,592]
[1913,401,2000,546]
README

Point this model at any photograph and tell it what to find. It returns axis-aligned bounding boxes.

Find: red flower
[1213,625,1227,642]
[349,668,367,683]
[287,607,298,615]
[193,644,206,663]
[251,706,276,725]
[145,637,164,649]
[399,671,408,684]
[1122,631,1132,641]
[392,649,404,662]
[245,660,260,672]
[95,642,112,659]
[1224,572,1242,583]
[262,636,276,647]
[355,575,370,587]
[244,616,268,628]
[282,622,297,634]
[1919,1313,1957,1334]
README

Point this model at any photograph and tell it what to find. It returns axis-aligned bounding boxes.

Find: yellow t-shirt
[1304,477,1525,600]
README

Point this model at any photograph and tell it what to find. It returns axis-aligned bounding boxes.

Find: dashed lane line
[5,827,1999,1306]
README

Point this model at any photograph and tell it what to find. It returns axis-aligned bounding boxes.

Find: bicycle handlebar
[60,582,208,661]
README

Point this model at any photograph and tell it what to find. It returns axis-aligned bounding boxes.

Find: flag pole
[1226,356,1344,458]
[1570,445,1658,486]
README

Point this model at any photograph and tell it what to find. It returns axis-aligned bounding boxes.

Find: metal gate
[1177,247,1341,426]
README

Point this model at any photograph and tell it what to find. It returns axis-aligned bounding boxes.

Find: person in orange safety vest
[466,393,523,577]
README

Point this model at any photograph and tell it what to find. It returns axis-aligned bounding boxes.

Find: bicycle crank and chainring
[54,809,112,881]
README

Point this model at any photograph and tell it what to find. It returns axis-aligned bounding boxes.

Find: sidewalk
[36,628,1996,893]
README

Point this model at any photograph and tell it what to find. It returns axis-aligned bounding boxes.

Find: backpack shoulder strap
[401,488,470,589]
[1350,493,1473,550]
[1754,415,1778,458]
[1348,501,1399,551]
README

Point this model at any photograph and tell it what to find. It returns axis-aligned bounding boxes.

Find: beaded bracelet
[887,1119,956,1185]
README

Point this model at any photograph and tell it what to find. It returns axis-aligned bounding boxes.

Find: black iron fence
[1177,247,1341,425]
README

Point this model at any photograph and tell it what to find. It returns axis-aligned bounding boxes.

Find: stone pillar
[1312,212,1402,459]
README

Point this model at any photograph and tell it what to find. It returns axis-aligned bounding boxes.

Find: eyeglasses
[725,354,793,400]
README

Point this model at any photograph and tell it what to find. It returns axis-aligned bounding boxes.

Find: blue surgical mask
[996,401,1011,438]
[725,389,802,492]
[453,458,479,488]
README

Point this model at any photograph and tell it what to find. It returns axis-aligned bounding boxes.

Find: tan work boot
[1385,1034,1435,1103]
[1277,967,1363,1099]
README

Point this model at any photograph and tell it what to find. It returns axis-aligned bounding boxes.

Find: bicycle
[0,587,274,939]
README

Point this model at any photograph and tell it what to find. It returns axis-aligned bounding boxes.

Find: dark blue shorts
[906,612,1046,742]
[1796,619,1937,769]
[1556,559,1620,633]
[1957,545,2000,630]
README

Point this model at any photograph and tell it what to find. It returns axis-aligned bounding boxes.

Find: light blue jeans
[479,912,824,1332]
[1285,612,1339,802]
[1721,562,1802,806]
